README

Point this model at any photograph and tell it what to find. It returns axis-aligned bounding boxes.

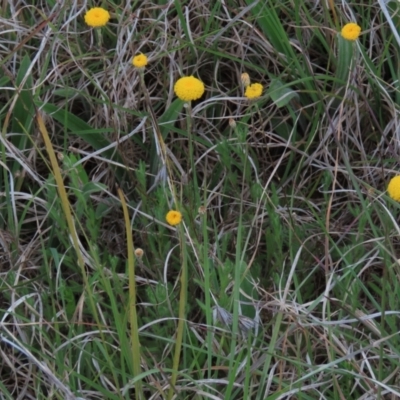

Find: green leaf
[336,35,354,85]
[13,54,34,134]
[82,182,107,197]
[269,79,299,108]
[0,75,10,87]
[158,98,185,139]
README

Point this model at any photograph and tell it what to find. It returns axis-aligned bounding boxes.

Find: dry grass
[1,0,400,399]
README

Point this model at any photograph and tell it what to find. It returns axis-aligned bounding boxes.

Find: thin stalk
[138,69,187,400]
[36,111,121,391]
[201,209,213,380]
[168,224,188,400]
[37,112,91,294]
[117,187,143,400]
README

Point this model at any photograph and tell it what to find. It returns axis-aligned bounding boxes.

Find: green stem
[168,224,188,399]
[168,103,192,399]
[117,188,143,400]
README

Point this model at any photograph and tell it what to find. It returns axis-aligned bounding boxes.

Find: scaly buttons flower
[174,76,205,102]
[245,83,263,99]
[341,23,361,41]
[84,7,110,28]
[132,54,148,68]
[241,72,251,87]
[388,176,400,202]
[166,210,182,226]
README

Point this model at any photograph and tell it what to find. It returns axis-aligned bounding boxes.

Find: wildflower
[84,7,110,27]
[132,54,148,68]
[166,210,182,226]
[241,72,251,87]
[245,83,263,99]
[174,76,205,102]
[341,23,361,41]
[134,248,144,259]
[387,176,400,202]
[198,205,207,215]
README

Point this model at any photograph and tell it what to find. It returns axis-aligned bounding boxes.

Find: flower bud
[241,72,251,87]
[198,205,207,215]
[134,248,144,259]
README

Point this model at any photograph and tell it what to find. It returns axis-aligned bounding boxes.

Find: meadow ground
[1,1,400,399]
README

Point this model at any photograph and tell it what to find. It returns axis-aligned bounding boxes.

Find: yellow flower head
[245,83,263,99]
[132,54,148,68]
[174,76,205,102]
[166,210,182,226]
[388,176,400,202]
[341,23,361,41]
[84,7,110,27]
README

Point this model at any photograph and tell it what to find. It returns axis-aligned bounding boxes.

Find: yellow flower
[341,23,361,41]
[174,76,205,102]
[166,210,182,226]
[245,83,263,99]
[84,7,110,27]
[132,54,148,68]
[388,176,400,202]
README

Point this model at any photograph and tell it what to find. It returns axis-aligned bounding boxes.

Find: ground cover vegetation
[1,0,400,399]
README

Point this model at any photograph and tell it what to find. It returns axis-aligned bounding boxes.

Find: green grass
[1,0,400,399]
